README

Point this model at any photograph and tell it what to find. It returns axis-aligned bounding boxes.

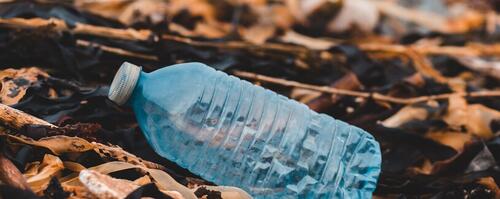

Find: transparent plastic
[125,63,381,198]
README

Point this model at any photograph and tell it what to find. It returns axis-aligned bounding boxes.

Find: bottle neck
[126,71,148,107]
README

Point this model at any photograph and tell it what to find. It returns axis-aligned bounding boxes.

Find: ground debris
[0,0,498,198]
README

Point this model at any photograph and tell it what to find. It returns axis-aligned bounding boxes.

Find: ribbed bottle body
[129,63,381,198]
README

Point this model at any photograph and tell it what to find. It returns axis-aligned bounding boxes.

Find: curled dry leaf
[0,67,49,105]
[24,154,64,194]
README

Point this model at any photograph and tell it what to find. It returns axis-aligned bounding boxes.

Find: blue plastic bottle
[108,62,381,198]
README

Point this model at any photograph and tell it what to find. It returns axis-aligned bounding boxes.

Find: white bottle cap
[108,62,142,105]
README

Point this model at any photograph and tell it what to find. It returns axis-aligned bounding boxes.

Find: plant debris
[0,0,498,198]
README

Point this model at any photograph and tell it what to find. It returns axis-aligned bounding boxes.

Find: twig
[76,40,158,61]
[405,48,448,84]
[359,43,500,57]
[0,18,152,41]
[233,71,500,105]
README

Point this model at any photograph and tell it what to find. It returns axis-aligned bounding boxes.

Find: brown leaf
[0,67,49,105]
[239,24,275,45]
[24,154,64,193]
[8,135,94,155]
[381,105,429,128]
[444,95,500,138]
[425,131,474,152]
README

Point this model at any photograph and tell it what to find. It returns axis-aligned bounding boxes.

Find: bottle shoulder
[131,62,219,114]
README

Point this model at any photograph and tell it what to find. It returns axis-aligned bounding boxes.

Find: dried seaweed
[0,0,498,198]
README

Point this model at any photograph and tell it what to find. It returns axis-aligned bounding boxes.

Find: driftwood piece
[0,153,31,191]
[79,169,139,199]
[0,103,56,129]
[0,103,166,171]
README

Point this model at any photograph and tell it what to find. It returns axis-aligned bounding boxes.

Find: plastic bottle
[108,62,381,198]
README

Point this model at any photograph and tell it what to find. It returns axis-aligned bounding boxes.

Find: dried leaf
[0,67,49,105]
[381,105,429,128]
[444,95,500,138]
[8,135,94,155]
[426,131,474,152]
[240,24,275,45]
[24,154,64,193]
